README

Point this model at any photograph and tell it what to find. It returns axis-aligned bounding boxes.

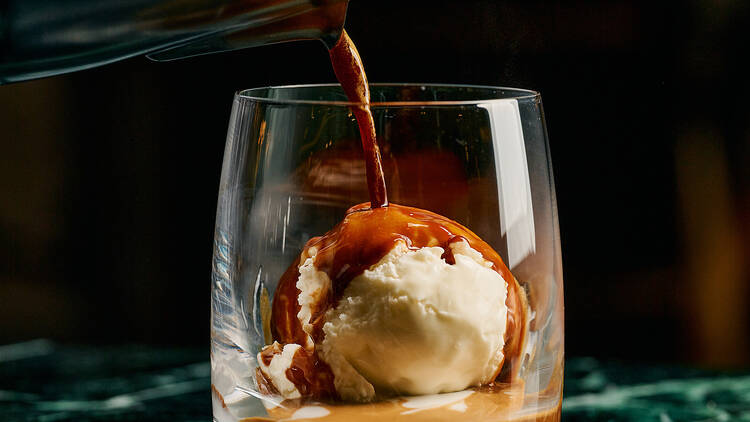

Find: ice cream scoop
[257,203,528,402]
[319,241,508,401]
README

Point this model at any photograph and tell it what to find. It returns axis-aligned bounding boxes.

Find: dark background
[1,0,748,367]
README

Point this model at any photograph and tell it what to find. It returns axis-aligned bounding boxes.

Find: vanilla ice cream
[257,342,303,399]
[293,239,508,402]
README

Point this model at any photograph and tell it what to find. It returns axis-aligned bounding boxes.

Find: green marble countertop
[1,340,749,421]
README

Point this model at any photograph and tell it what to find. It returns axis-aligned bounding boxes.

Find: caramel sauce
[211,384,228,409]
[259,342,283,366]
[256,341,337,400]
[255,368,280,396]
[286,346,337,399]
[268,257,305,345]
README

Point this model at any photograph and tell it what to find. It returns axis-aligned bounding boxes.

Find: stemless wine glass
[211,84,564,422]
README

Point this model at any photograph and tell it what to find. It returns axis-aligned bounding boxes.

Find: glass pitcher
[0,0,348,84]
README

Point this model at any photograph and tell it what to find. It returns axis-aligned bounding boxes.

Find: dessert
[258,203,529,403]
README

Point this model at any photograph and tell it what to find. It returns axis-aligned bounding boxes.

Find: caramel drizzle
[256,343,337,400]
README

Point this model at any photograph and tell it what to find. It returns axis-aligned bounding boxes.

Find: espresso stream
[327,29,388,208]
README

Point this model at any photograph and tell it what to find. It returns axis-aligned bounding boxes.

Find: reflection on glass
[480,101,536,269]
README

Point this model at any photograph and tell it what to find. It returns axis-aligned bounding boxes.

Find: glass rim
[235,83,540,106]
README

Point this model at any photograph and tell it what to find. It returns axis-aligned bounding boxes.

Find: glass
[211,84,564,421]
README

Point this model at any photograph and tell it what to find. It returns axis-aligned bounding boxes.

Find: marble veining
[1,341,749,421]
